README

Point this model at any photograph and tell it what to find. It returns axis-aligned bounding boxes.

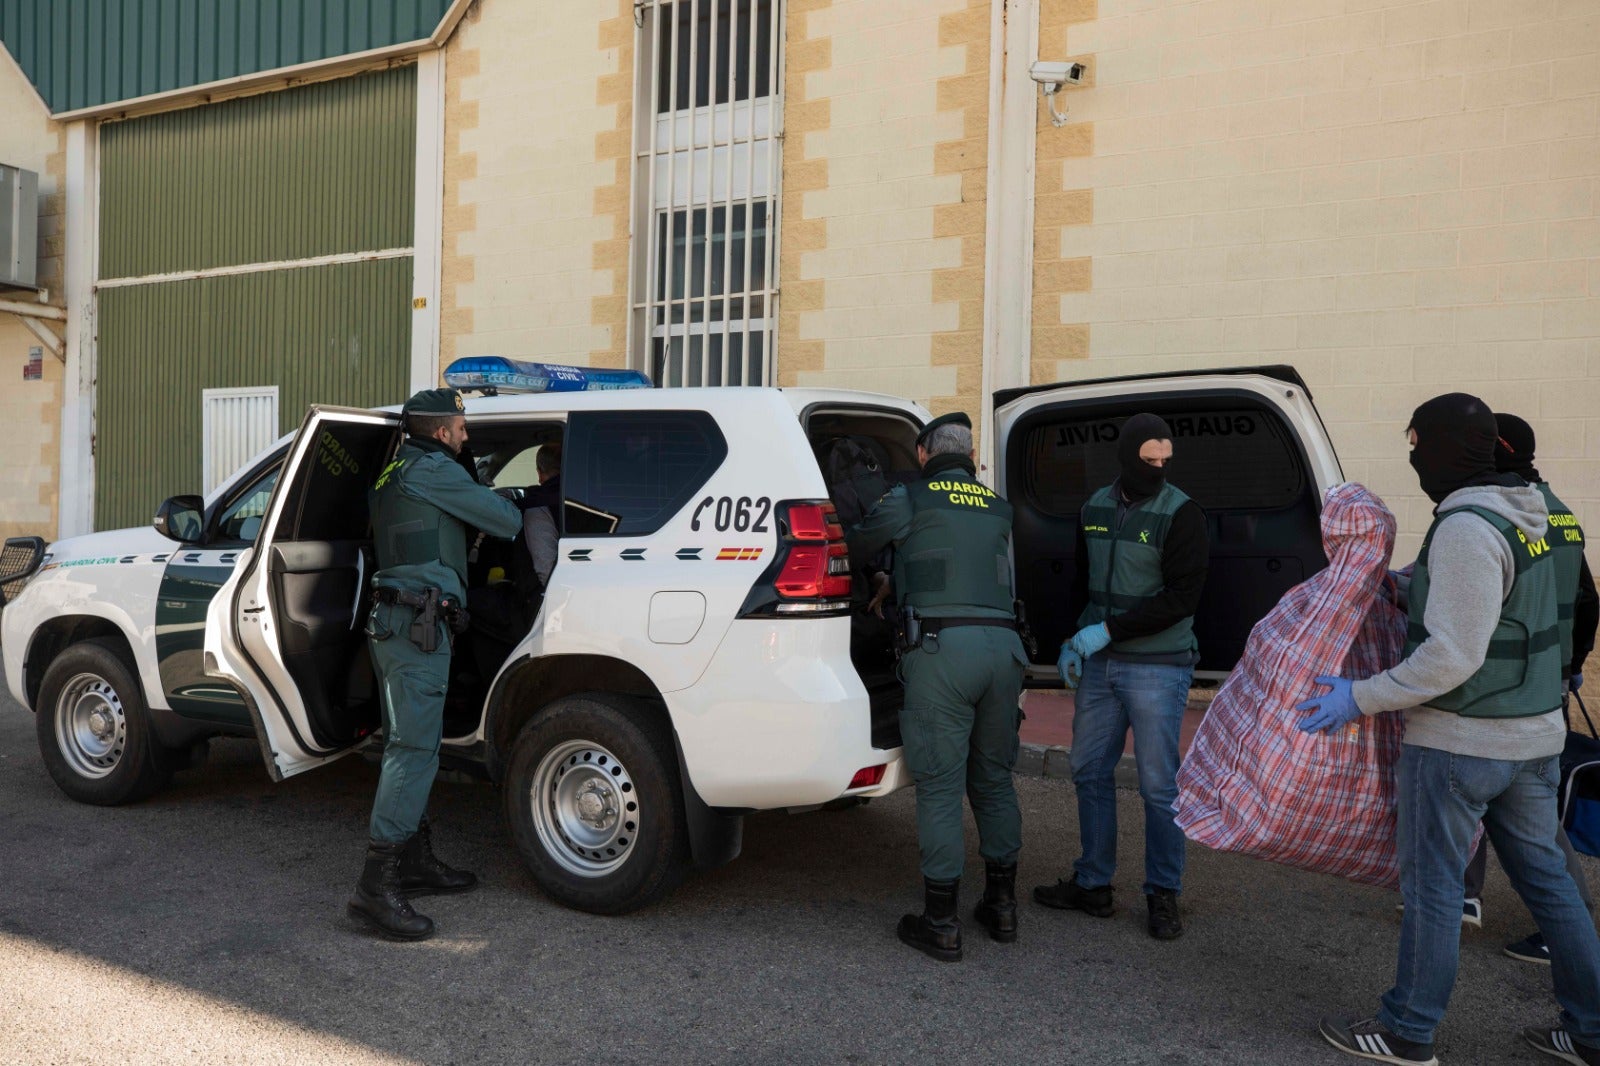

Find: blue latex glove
[1056,643,1083,690]
[1574,672,1585,693]
[1295,675,1361,734]
[1069,622,1112,660]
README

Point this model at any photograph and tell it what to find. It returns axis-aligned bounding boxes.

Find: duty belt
[919,617,1018,635]
[920,614,1037,658]
[371,585,468,653]
[372,586,434,610]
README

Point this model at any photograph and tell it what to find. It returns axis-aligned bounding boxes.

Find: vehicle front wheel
[504,693,687,915]
[35,638,171,806]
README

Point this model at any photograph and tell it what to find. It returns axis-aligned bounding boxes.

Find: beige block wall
[778,0,991,417]
[1036,0,1600,559]
[442,0,631,374]
[0,49,63,540]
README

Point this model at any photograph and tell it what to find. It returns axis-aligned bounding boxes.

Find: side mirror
[154,496,206,544]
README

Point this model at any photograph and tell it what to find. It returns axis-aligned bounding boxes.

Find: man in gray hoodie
[1298,393,1600,1066]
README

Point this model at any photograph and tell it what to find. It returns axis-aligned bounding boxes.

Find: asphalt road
[0,695,1587,1066]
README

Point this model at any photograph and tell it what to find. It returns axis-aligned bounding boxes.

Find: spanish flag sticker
[716,547,763,561]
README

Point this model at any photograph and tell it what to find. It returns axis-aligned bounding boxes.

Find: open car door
[204,406,402,780]
[994,365,1344,679]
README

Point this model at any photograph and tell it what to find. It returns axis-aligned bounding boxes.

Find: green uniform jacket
[368,436,522,602]
[1077,481,1200,658]
[1405,504,1564,719]
[845,453,1015,620]
[1536,481,1587,671]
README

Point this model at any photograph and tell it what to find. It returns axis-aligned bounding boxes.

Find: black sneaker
[1505,931,1552,966]
[1523,1026,1600,1065]
[1032,875,1114,917]
[1318,1017,1437,1065]
[1394,897,1483,927]
[1146,889,1183,940]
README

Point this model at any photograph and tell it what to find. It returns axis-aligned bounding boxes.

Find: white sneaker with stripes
[1523,1026,1600,1065]
[1318,1016,1438,1065]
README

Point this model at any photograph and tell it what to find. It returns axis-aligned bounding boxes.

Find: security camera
[1029,61,1086,89]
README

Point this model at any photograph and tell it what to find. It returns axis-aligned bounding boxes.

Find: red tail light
[849,764,887,789]
[736,499,853,618]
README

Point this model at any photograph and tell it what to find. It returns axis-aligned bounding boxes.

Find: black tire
[35,638,171,806]
[504,693,687,915]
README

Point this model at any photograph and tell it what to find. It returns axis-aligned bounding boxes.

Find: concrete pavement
[0,692,1587,1065]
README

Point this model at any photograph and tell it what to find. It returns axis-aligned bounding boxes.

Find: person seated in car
[522,443,561,587]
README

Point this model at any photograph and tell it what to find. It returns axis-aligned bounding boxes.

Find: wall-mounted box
[0,165,39,289]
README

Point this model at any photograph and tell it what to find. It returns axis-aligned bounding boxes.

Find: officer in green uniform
[1461,412,1599,962]
[347,387,523,941]
[846,411,1029,963]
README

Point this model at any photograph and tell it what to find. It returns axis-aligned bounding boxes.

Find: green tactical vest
[1077,482,1198,657]
[1537,481,1585,670]
[369,441,470,596]
[1405,505,1564,718]
[897,467,1016,616]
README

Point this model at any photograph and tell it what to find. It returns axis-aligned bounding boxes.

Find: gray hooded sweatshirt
[1352,483,1567,761]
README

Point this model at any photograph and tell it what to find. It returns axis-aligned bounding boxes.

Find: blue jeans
[1379,743,1600,1045]
[1069,656,1193,895]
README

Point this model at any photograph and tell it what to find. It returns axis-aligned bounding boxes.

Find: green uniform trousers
[899,626,1028,881]
[365,601,451,844]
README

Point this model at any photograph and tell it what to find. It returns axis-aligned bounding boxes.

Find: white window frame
[628,0,786,388]
[201,385,280,495]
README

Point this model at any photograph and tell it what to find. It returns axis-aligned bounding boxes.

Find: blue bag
[1561,691,1600,859]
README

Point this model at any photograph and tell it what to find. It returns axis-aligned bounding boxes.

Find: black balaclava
[1493,412,1541,483]
[1116,413,1173,500]
[1407,393,1515,504]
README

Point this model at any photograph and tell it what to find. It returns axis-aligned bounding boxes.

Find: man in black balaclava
[1033,412,1209,942]
[1405,392,1520,503]
[1458,413,1599,968]
[1299,392,1600,1065]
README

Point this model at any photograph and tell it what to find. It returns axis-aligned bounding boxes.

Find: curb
[1016,742,1140,789]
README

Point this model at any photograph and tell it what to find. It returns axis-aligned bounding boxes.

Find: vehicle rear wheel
[36,638,171,806]
[504,693,687,915]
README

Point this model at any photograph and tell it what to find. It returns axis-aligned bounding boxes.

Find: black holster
[1014,598,1039,659]
[893,606,922,658]
[374,586,461,654]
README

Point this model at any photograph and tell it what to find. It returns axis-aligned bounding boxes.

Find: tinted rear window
[1023,406,1305,515]
[564,411,728,535]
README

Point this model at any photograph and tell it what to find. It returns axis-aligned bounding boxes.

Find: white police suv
[1,361,1341,914]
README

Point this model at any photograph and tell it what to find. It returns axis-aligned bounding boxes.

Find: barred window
[631,0,783,388]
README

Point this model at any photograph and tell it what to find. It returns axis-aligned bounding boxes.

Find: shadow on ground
[0,699,1580,1065]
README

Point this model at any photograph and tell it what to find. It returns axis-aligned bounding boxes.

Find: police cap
[402,387,466,417]
[916,411,972,448]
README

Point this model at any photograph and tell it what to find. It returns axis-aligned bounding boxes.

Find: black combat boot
[397,817,479,897]
[348,840,436,941]
[897,878,963,962]
[973,862,1018,943]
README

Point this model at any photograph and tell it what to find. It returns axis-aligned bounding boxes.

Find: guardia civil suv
[2,361,1341,914]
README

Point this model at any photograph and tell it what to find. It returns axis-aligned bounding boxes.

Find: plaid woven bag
[1175,483,1407,888]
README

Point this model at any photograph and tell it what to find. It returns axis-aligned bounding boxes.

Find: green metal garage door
[95,65,415,530]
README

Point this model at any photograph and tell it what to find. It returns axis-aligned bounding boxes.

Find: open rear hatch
[800,401,925,748]
[995,366,1343,676]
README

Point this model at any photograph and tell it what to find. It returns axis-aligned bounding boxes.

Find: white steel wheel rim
[530,740,640,878]
[55,673,127,779]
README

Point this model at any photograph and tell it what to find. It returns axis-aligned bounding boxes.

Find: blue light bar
[443,356,653,393]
